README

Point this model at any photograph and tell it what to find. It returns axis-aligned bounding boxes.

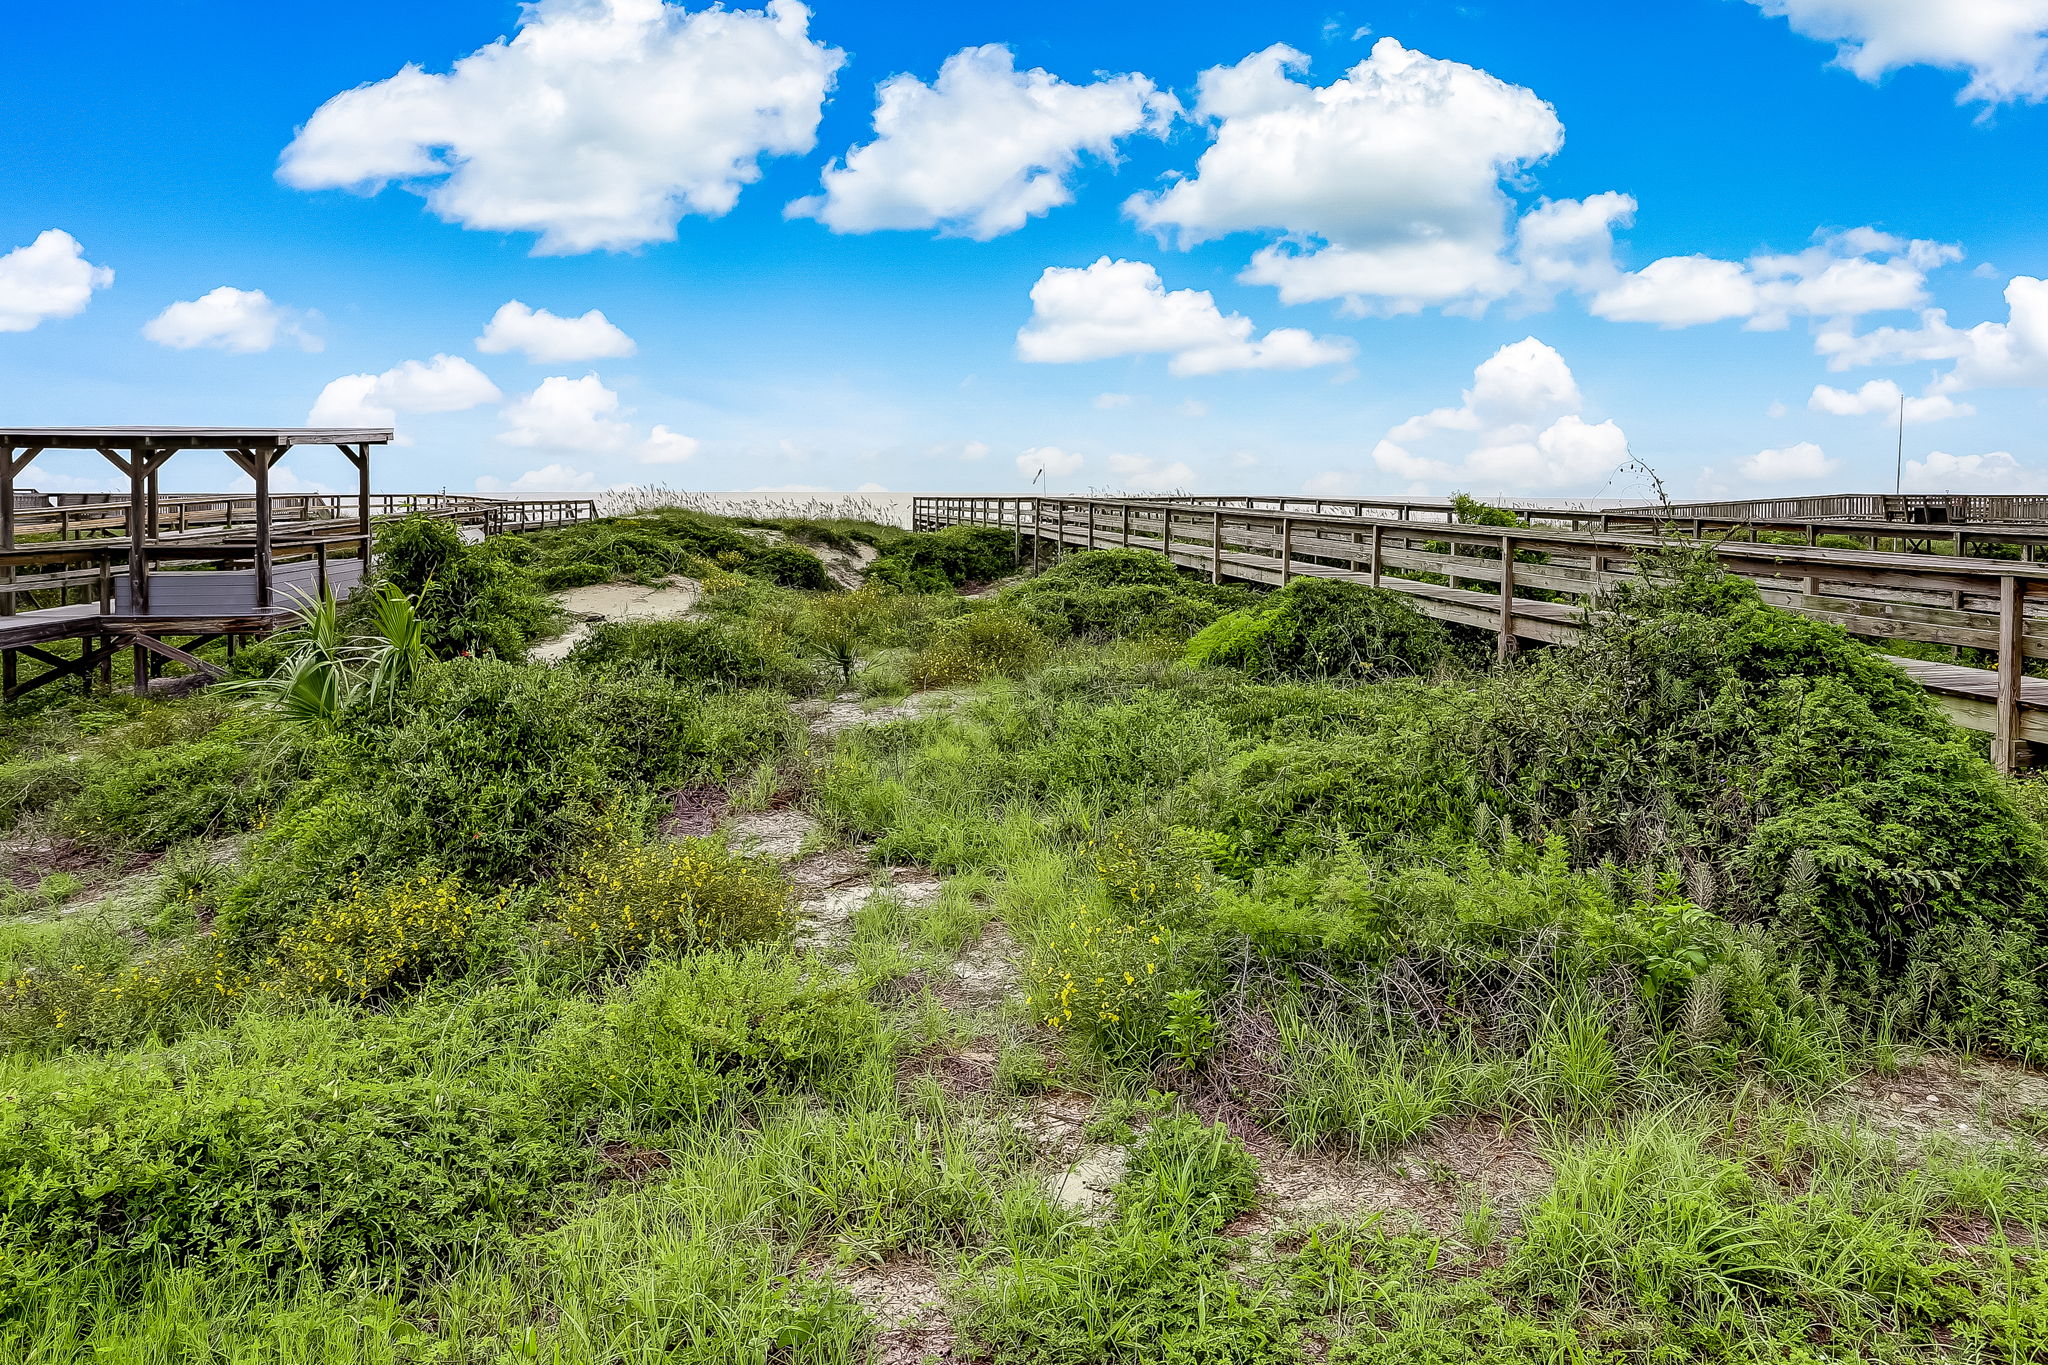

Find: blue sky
[5,0,2048,499]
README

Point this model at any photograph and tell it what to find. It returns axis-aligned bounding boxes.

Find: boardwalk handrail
[915,493,2048,771]
[0,495,600,701]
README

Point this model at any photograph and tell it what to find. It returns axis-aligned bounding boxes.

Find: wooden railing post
[1211,510,1223,584]
[1998,574,2023,773]
[1497,533,1517,662]
[1280,515,1294,584]
[1369,522,1382,588]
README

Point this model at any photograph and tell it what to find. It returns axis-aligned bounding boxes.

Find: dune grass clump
[1185,577,1466,681]
[865,524,1017,592]
[566,617,811,693]
[909,608,1049,687]
[1002,547,1257,642]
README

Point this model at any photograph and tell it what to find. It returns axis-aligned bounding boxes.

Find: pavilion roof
[0,428,393,450]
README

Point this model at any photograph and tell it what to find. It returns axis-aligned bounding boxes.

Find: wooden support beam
[3,638,124,703]
[120,632,226,680]
[1211,510,1222,585]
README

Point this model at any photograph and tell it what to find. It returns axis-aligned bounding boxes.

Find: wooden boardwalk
[2,497,592,702]
[915,495,2048,770]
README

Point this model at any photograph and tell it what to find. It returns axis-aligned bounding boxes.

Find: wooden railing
[0,496,596,618]
[915,494,2048,771]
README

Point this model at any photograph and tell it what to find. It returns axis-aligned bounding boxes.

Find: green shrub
[0,1032,582,1292]
[551,833,793,963]
[1477,547,2048,1048]
[909,609,1048,687]
[532,560,609,591]
[745,543,832,590]
[538,947,879,1123]
[866,525,1017,592]
[259,873,517,1002]
[51,720,299,851]
[1003,548,1254,642]
[510,509,834,590]
[1115,1113,1261,1234]
[0,925,244,1054]
[567,618,810,693]
[1185,578,1461,682]
[369,516,555,658]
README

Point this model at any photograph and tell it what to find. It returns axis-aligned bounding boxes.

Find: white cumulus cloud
[1018,446,1082,479]
[478,463,603,493]
[1817,274,2048,393]
[790,44,1174,238]
[498,374,635,451]
[308,354,501,429]
[498,374,700,463]
[1128,40,1579,315]
[0,230,113,332]
[1590,230,1953,329]
[1370,338,1628,490]
[143,286,319,353]
[278,0,843,254]
[1737,441,1839,482]
[642,425,699,463]
[1904,449,2037,490]
[477,300,636,362]
[1808,378,1973,422]
[1105,453,1195,491]
[1017,257,1354,376]
[1748,0,2048,104]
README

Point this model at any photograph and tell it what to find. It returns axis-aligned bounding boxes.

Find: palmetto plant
[222,583,429,727]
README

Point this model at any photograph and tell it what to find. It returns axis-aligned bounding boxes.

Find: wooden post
[352,443,374,577]
[0,445,33,627]
[1497,533,1517,662]
[1211,510,1223,584]
[1280,516,1294,584]
[316,541,330,599]
[1122,502,1131,547]
[1997,574,2023,774]
[116,448,149,612]
[253,447,276,608]
[1030,500,1041,572]
[1370,522,1382,588]
[1087,501,1096,550]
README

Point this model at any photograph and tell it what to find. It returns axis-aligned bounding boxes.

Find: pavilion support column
[344,442,374,576]
[2,446,42,631]
[93,446,146,613]
[253,448,280,608]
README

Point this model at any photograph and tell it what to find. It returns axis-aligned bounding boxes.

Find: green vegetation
[3,517,2047,1363]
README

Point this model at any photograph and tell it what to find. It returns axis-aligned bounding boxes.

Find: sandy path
[528,575,702,663]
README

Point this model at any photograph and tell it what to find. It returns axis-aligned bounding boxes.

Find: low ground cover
[1,508,2045,1362]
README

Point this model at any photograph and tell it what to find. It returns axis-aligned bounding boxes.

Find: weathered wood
[120,632,226,681]
[1999,576,2024,773]
[1497,533,1516,662]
